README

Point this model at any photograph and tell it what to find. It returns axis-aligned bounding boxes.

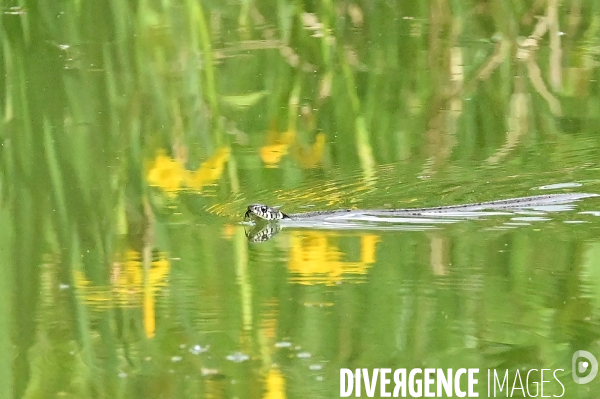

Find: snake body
[245,193,598,222]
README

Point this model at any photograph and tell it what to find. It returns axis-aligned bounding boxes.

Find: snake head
[245,204,289,221]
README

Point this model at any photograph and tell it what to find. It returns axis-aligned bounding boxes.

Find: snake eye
[261,206,267,213]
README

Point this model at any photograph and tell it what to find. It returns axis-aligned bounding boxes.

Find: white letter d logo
[572,350,598,384]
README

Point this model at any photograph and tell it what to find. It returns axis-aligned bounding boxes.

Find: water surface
[2,1,600,398]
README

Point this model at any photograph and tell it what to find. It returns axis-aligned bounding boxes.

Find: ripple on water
[538,182,583,190]
[226,352,250,363]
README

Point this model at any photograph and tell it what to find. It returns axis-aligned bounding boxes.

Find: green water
[2,1,600,398]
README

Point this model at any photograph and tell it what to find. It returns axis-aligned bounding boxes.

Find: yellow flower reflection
[263,368,286,399]
[260,129,296,167]
[185,147,230,190]
[146,147,230,194]
[288,232,380,285]
[293,132,326,169]
[73,250,170,338]
[260,124,326,169]
[146,153,186,194]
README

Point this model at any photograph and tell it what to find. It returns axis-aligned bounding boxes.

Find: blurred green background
[2,0,600,398]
